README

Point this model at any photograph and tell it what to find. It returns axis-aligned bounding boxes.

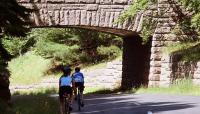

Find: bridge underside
[122,33,152,89]
[32,25,136,36]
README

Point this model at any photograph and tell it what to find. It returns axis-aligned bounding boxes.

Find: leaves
[0,0,32,37]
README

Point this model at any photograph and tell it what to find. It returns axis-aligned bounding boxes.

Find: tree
[0,0,31,106]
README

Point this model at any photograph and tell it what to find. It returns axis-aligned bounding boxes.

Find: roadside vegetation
[137,79,200,96]
[9,51,51,85]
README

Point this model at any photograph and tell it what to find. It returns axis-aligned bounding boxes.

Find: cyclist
[59,66,74,114]
[72,66,84,107]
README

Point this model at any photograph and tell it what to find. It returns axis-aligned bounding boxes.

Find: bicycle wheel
[77,89,81,111]
[64,97,70,114]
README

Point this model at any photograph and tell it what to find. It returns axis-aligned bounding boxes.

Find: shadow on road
[71,94,195,114]
[9,88,197,114]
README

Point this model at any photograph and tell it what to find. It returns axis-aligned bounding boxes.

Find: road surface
[67,93,200,114]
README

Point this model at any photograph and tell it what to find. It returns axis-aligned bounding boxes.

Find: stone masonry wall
[18,0,138,36]
[149,0,183,87]
[149,0,200,87]
[170,55,200,85]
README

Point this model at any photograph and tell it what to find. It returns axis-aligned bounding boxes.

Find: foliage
[2,28,122,66]
[115,0,157,43]
[191,13,200,32]
[163,41,200,54]
[0,0,32,37]
[140,17,157,43]
[116,0,149,23]
[177,0,200,34]
[0,0,32,105]
[2,35,35,56]
[3,28,122,84]
[97,45,121,60]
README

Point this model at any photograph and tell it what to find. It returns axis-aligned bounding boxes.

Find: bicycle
[63,93,71,114]
[77,86,83,111]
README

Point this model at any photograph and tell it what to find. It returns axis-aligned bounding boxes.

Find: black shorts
[59,86,72,99]
[75,82,84,92]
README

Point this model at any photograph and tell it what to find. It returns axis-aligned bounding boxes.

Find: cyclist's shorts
[59,86,72,99]
[75,82,84,92]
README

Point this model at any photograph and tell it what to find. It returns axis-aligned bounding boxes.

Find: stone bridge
[19,0,136,36]
[18,0,200,89]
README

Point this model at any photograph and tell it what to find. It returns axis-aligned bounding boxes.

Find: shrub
[97,45,121,60]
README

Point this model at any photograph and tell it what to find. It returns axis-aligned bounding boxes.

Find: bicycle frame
[63,94,71,114]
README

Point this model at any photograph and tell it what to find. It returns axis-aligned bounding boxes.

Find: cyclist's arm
[72,79,76,90]
[81,73,84,83]
[59,78,61,87]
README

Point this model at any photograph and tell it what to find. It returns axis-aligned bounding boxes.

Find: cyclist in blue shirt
[72,67,84,107]
[59,66,74,113]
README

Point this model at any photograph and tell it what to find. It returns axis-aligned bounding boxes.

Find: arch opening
[121,33,152,90]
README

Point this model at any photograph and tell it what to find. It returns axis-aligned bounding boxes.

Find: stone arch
[17,0,155,89]
[18,0,142,36]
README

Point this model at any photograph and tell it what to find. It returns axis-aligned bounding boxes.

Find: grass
[12,87,58,96]
[137,79,200,96]
[8,87,121,114]
[8,50,122,85]
[12,88,59,114]
[162,41,200,54]
[12,87,114,96]
[9,51,51,85]
[0,88,59,114]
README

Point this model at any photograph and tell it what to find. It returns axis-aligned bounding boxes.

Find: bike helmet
[63,66,71,74]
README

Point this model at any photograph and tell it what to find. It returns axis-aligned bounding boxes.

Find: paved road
[67,93,200,114]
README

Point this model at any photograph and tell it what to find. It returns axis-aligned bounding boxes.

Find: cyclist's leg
[65,86,73,111]
[60,98,64,114]
[69,87,73,106]
[80,82,84,106]
[73,83,78,100]
[59,87,65,114]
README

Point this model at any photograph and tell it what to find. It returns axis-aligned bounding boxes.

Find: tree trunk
[0,40,11,106]
[0,40,12,61]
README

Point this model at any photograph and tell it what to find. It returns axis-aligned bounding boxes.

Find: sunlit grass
[12,87,108,96]
[9,51,51,85]
[137,79,200,96]
[12,87,58,96]
[162,41,200,54]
